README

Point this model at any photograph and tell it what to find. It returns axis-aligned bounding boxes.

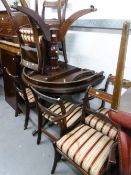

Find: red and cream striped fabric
[19,88,35,103]
[43,101,82,128]
[19,28,42,44]
[57,124,114,175]
[85,108,118,141]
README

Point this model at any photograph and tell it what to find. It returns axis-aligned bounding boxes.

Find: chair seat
[42,101,82,128]
[57,124,114,175]
[19,27,43,44]
[85,108,118,140]
[19,88,35,103]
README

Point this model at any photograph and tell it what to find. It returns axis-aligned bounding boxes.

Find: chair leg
[24,107,30,130]
[37,112,42,145]
[51,143,61,174]
[15,96,20,117]
[61,40,68,64]
[15,107,20,117]
[32,118,48,136]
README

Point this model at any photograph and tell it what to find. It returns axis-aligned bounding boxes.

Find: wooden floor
[0,76,81,175]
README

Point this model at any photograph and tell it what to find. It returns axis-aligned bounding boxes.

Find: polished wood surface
[0,40,20,109]
[111,22,130,110]
[0,10,28,43]
[0,40,20,53]
[22,64,104,94]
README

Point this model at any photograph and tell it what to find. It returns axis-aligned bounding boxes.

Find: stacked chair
[42,0,68,63]
[50,22,130,175]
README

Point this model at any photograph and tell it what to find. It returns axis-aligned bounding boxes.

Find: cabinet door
[1,49,20,110]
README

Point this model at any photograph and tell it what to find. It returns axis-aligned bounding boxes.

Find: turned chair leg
[51,143,61,174]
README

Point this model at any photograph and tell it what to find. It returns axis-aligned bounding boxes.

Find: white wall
[66,30,131,80]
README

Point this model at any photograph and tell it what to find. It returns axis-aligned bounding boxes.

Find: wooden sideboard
[0,40,20,109]
[0,10,29,42]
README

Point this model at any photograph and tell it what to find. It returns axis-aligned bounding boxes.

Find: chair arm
[84,108,118,127]
[108,110,131,129]
[51,104,82,122]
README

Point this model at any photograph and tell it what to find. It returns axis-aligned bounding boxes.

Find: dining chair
[42,0,68,63]
[31,86,83,145]
[5,68,35,130]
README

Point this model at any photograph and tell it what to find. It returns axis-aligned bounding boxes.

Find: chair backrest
[84,21,130,111]
[42,0,68,24]
[5,67,28,101]
[20,0,39,14]
[31,87,68,128]
[108,110,131,175]
[12,5,51,73]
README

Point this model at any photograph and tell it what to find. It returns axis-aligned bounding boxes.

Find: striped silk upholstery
[85,108,118,141]
[19,88,35,103]
[57,124,114,175]
[19,28,42,44]
[43,101,82,128]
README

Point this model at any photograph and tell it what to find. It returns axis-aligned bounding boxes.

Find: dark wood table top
[22,64,105,94]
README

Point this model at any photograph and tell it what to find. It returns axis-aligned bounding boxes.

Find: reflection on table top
[0,40,20,54]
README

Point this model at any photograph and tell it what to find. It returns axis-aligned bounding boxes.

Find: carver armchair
[31,87,82,145]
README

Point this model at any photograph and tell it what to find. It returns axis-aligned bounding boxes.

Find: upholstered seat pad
[85,108,118,141]
[42,101,82,128]
[19,28,42,44]
[19,88,35,103]
[57,124,114,175]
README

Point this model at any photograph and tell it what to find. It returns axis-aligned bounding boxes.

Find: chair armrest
[108,110,131,129]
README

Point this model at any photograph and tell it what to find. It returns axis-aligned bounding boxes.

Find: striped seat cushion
[19,88,35,103]
[57,124,114,175]
[19,28,42,44]
[42,101,82,128]
[85,108,118,140]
